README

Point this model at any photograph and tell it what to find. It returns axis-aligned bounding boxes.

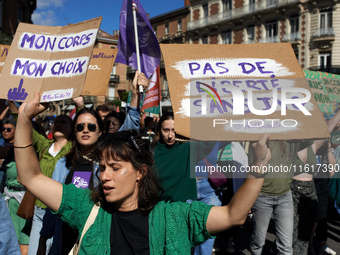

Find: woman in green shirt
[14,91,271,254]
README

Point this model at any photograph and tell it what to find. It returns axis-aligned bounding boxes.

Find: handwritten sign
[0,45,10,76]
[161,43,329,141]
[304,70,340,114]
[81,48,117,96]
[0,17,102,102]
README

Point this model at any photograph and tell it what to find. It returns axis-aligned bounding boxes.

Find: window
[290,15,299,33]
[247,26,255,42]
[153,26,157,36]
[108,85,116,100]
[319,52,331,71]
[265,20,278,37]
[203,4,208,17]
[222,0,232,12]
[177,19,182,31]
[248,0,255,11]
[222,31,232,44]
[320,10,332,29]
[165,22,169,34]
[111,65,116,76]
[202,35,208,44]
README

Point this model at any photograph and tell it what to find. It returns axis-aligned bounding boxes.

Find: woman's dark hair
[152,111,174,146]
[2,117,16,127]
[103,112,126,133]
[92,131,162,214]
[32,121,47,138]
[52,115,74,140]
[65,108,104,170]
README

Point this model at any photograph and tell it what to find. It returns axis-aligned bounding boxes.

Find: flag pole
[132,1,144,98]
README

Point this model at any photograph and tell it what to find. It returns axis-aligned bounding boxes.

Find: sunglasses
[75,123,98,132]
[1,127,13,132]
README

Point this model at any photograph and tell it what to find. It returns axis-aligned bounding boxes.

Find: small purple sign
[72,171,92,189]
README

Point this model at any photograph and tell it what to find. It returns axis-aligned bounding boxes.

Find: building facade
[0,0,36,44]
[148,0,340,112]
[186,0,340,73]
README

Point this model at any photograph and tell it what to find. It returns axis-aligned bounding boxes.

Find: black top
[110,209,149,255]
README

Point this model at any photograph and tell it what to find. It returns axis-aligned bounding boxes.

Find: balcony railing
[313,28,335,38]
[188,0,299,30]
[259,36,280,43]
[242,39,256,44]
[282,32,301,42]
[110,74,120,83]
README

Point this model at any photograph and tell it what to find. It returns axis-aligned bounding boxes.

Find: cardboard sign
[81,48,117,96]
[0,45,10,76]
[0,17,102,102]
[304,70,340,114]
[161,43,329,141]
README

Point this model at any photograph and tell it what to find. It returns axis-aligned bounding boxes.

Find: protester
[290,145,319,255]
[38,107,104,255]
[38,71,147,254]
[140,115,155,143]
[312,109,340,255]
[152,112,215,202]
[14,90,271,254]
[4,103,76,255]
[103,71,148,134]
[0,192,21,255]
[249,140,312,255]
[1,119,31,255]
[104,112,125,134]
[0,117,16,191]
[95,104,111,120]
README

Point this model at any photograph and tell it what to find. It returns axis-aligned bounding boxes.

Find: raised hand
[251,134,271,168]
[132,71,148,94]
[18,90,49,119]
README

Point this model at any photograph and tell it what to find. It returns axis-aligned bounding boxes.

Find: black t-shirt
[110,209,149,255]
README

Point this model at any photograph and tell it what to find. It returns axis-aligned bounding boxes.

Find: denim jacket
[119,106,140,133]
[0,193,21,255]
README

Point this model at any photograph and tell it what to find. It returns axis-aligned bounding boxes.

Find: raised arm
[0,106,9,121]
[14,91,62,212]
[206,134,271,234]
[130,71,148,108]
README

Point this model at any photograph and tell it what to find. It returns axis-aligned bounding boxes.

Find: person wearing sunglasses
[0,118,17,191]
[14,90,271,254]
[0,118,31,255]
[37,107,104,255]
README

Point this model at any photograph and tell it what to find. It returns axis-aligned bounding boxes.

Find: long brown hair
[92,131,162,214]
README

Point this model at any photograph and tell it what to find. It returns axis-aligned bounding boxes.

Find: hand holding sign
[18,90,49,119]
[7,79,28,101]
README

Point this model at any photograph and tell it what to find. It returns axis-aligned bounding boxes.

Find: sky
[31,0,185,34]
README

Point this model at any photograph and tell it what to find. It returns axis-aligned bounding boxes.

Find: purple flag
[115,0,161,79]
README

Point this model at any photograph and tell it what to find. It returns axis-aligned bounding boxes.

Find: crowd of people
[0,71,339,255]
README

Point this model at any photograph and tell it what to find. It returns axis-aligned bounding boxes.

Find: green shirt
[5,161,22,188]
[249,140,313,196]
[153,141,216,202]
[56,184,214,255]
[33,129,72,208]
